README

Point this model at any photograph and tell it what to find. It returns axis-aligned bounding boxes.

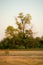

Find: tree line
[0,13,43,49]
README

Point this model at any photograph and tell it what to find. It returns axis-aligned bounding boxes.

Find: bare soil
[0,50,43,65]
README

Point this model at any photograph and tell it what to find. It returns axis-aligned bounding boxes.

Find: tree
[25,29,33,37]
[5,26,20,38]
[5,26,15,38]
[15,12,32,33]
[1,12,41,49]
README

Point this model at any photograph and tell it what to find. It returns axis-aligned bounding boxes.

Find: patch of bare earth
[0,50,43,65]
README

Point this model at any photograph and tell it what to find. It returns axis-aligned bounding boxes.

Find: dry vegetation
[0,50,43,65]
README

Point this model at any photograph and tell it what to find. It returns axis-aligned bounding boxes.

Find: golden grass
[0,50,43,65]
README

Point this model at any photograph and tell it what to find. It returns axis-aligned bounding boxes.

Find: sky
[0,0,43,40]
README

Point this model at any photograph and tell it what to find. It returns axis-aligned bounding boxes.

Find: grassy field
[0,50,43,65]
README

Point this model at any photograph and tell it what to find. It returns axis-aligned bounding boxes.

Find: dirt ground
[0,50,43,65]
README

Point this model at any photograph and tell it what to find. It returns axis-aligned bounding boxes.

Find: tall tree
[15,12,32,33]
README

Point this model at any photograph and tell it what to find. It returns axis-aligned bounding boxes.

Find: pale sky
[0,0,43,40]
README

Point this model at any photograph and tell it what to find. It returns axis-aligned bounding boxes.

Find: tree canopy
[0,12,43,49]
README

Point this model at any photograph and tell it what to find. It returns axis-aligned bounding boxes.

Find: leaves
[15,12,32,33]
[24,14,31,24]
[18,12,24,18]
[5,26,20,38]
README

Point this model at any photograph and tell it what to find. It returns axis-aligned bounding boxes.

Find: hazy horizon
[0,0,43,40]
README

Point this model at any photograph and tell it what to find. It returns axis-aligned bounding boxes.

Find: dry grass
[0,50,43,65]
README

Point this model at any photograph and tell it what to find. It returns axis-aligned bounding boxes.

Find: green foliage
[0,12,43,49]
[0,34,43,49]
